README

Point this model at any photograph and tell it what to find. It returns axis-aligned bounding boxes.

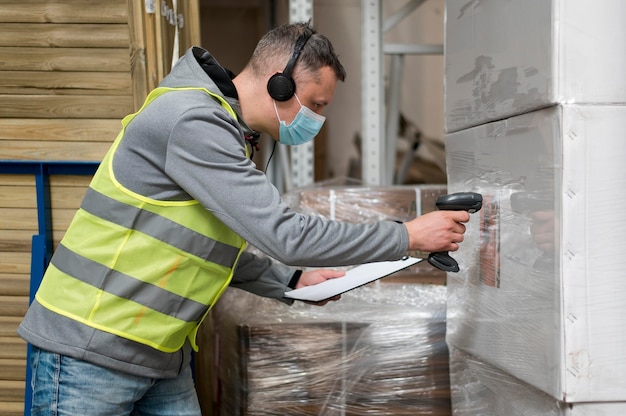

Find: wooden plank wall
[0,1,133,414]
[0,1,201,413]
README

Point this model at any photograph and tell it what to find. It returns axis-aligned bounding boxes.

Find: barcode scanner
[427,192,483,272]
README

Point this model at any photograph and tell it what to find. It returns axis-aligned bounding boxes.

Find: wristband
[287,270,303,289]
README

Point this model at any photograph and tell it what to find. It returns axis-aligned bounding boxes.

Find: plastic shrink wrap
[282,180,446,223]
[195,284,452,415]
[449,347,626,416]
[444,105,626,402]
[445,0,626,133]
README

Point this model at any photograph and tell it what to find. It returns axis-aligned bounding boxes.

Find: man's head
[234,22,346,142]
[249,22,346,94]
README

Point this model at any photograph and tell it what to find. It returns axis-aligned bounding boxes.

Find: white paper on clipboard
[284,256,422,302]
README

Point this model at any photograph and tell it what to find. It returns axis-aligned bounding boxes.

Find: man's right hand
[404,210,470,253]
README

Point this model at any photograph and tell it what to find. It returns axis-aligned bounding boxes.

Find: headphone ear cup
[267,72,296,101]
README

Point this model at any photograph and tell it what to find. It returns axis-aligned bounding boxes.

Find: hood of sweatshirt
[159,47,258,139]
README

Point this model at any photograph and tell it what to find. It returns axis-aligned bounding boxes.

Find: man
[18,22,469,415]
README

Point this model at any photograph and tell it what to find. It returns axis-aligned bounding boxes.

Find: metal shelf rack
[286,0,443,187]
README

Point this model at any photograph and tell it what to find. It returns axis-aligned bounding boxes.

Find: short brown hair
[248,22,346,83]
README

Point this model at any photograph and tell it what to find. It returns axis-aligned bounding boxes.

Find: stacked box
[444,0,626,133]
[237,322,368,415]
[444,0,626,411]
[196,284,452,415]
[449,347,626,416]
[444,105,626,402]
[283,183,448,284]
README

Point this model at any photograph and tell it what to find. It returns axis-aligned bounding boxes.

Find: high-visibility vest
[35,87,247,353]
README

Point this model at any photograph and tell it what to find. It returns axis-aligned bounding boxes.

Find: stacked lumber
[0,2,200,413]
[0,1,132,413]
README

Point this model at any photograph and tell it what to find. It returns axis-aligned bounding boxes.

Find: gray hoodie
[18,47,409,379]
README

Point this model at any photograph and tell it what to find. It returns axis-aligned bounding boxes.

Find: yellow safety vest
[36,87,247,353]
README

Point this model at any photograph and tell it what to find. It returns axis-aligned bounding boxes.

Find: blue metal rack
[0,160,99,416]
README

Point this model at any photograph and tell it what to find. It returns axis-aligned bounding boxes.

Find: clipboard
[284,256,422,302]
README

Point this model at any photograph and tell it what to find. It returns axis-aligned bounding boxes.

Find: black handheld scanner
[427,192,483,272]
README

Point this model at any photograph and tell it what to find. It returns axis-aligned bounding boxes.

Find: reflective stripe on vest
[35,87,247,353]
[81,187,241,268]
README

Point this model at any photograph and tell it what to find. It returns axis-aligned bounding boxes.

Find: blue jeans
[28,346,202,416]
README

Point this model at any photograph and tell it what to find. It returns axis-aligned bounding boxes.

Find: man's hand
[404,210,469,253]
[296,269,345,306]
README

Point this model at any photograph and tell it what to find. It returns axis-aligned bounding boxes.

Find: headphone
[267,31,313,101]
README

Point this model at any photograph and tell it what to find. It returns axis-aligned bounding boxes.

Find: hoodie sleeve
[161,100,409,268]
[230,251,299,304]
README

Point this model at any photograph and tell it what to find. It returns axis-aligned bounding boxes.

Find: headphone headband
[282,31,312,79]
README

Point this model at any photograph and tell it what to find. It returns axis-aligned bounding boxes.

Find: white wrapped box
[444,105,626,402]
[444,0,626,133]
[449,347,626,416]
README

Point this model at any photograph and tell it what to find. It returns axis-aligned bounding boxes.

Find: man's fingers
[320,270,345,280]
[450,210,471,223]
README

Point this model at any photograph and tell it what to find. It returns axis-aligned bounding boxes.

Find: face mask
[274,94,326,146]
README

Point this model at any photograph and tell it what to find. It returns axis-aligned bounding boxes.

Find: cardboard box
[449,347,626,416]
[444,0,626,132]
[285,183,447,223]
[197,285,452,415]
[444,105,626,402]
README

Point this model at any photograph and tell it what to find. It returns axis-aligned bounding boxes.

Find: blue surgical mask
[274,94,326,146]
